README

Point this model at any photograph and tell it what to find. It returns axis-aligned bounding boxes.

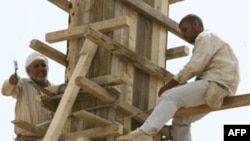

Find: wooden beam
[75,77,116,103]
[166,45,189,60]
[174,93,250,117]
[150,1,169,139]
[83,27,174,82]
[44,73,128,95]
[43,40,98,141]
[46,16,131,43]
[65,123,123,140]
[29,39,66,66]
[48,0,71,13]
[90,73,128,86]
[73,110,112,126]
[12,120,46,137]
[118,0,184,40]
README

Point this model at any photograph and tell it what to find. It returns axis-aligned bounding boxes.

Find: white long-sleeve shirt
[1,78,53,136]
[174,30,240,96]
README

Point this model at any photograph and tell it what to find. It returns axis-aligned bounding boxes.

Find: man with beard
[2,52,53,141]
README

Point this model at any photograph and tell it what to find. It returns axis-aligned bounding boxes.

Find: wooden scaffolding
[13,0,250,141]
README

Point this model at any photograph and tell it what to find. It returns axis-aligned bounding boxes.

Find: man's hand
[9,74,19,85]
[158,78,179,96]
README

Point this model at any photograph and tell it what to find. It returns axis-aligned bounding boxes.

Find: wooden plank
[65,123,123,140]
[73,110,112,126]
[48,0,71,13]
[150,1,169,140]
[174,93,250,117]
[43,40,98,141]
[75,77,116,103]
[46,16,131,43]
[83,27,174,82]
[12,120,46,137]
[104,86,121,97]
[90,73,128,86]
[44,73,127,95]
[147,0,168,107]
[166,45,189,60]
[118,0,184,40]
[29,39,66,66]
[112,0,137,133]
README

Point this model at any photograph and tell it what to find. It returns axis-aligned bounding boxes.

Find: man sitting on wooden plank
[117,14,240,141]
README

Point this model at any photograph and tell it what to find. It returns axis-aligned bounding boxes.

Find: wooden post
[150,0,169,140]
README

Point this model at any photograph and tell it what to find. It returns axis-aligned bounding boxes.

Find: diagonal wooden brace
[43,40,98,141]
[83,27,174,82]
[118,0,184,40]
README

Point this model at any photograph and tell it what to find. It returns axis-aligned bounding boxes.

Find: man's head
[25,52,49,87]
[179,14,204,44]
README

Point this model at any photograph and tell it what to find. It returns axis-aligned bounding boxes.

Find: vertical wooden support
[66,0,92,80]
[90,1,115,140]
[112,0,138,136]
[150,0,169,140]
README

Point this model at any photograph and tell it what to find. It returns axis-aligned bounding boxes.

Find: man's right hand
[158,78,179,96]
[9,74,19,85]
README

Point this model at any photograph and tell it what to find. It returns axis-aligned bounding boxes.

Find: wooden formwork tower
[12,0,250,141]
[44,0,184,140]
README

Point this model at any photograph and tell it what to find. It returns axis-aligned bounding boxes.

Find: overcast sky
[0,0,249,140]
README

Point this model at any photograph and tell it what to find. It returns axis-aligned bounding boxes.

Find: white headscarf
[25,52,48,68]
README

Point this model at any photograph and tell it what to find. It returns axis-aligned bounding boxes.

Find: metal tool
[14,60,18,78]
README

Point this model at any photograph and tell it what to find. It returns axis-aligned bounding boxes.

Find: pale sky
[1,0,249,141]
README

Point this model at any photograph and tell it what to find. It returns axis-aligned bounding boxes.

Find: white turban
[25,52,48,68]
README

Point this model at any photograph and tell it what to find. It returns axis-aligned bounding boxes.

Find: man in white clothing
[2,52,53,141]
[116,14,240,141]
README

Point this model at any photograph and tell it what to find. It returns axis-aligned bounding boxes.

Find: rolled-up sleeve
[1,80,19,98]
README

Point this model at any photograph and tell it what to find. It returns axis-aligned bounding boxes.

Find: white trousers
[140,80,209,141]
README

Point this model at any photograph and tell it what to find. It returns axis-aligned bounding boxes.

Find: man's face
[26,60,48,84]
[179,21,198,44]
